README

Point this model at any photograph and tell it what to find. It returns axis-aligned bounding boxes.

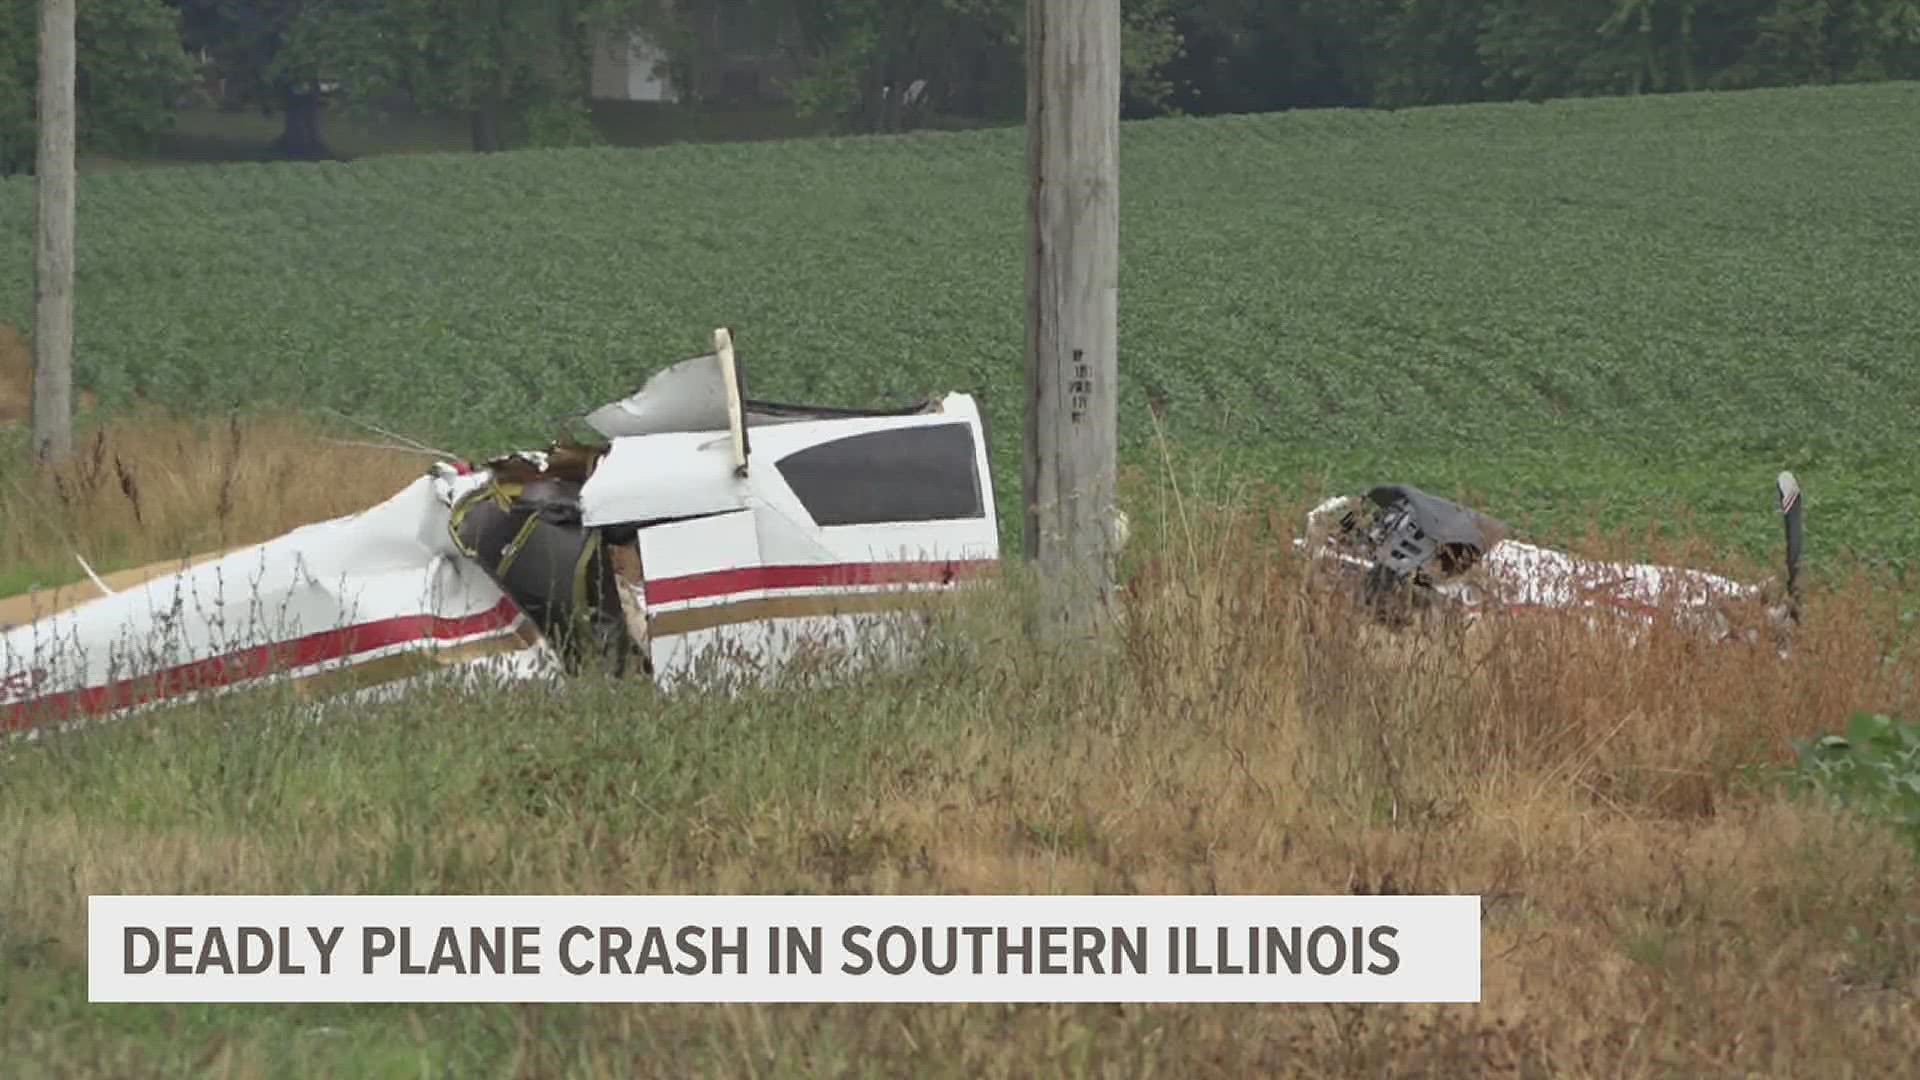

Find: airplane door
[633,509,766,687]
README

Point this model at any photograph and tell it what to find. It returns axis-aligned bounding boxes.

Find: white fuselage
[2,394,1000,737]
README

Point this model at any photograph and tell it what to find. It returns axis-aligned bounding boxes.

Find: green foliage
[1716,0,1920,86]
[174,0,318,108]
[1167,0,1920,114]
[1,82,1918,567]
[657,0,1185,131]
[170,0,644,155]
[1121,0,1187,115]
[0,0,196,175]
[1783,712,1920,853]
[173,0,344,158]
[25,0,1908,168]
[1365,0,1497,107]
[317,0,639,151]
[0,2,27,172]
[1477,0,1668,100]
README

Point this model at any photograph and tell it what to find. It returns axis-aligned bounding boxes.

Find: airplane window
[775,423,986,526]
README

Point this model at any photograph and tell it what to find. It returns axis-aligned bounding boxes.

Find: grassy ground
[4,80,1918,1074]
[1,422,1916,1075]
[7,82,1918,573]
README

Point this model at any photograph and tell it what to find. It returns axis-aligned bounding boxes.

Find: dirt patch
[0,323,27,424]
[0,322,98,426]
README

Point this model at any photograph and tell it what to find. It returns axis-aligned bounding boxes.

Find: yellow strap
[569,531,603,648]
[493,513,544,579]
[446,479,525,559]
[446,488,488,558]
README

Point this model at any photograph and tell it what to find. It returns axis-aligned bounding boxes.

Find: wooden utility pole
[31,0,77,464]
[1024,0,1120,636]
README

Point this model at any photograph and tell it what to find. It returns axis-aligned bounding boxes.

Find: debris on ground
[1295,474,1804,647]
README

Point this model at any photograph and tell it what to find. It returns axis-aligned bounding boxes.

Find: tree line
[5,0,1918,173]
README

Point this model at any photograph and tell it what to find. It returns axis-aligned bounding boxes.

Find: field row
[3,82,1918,567]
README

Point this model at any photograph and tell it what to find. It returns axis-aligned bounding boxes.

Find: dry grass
[0,322,98,427]
[0,401,432,609]
[0,410,1915,1076]
[0,322,27,425]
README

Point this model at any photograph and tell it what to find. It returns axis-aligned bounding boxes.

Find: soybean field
[2,81,1917,569]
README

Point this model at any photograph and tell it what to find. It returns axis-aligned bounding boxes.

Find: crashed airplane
[1295,473,1805,647]
[2,329,1000,736]
[2,322,1809,736]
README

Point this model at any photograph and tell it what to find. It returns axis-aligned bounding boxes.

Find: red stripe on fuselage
[5,557,1004,731]
[2,597,524,732]
[645,559,999,605]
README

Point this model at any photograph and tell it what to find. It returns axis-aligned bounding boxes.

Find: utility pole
[31,0,77,464]
[1024,0,1120,637]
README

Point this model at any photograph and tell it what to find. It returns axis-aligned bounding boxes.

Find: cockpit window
[775,422,986,527]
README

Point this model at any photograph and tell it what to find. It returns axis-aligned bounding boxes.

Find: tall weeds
[0,407,431,598]
[0,409,1915,1076]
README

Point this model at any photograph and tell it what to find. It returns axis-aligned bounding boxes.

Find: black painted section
[454,479,634,675]
[774,423,984,527]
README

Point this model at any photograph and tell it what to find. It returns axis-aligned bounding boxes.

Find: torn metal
[1295,473,1806,647]
[2,329,1000,736]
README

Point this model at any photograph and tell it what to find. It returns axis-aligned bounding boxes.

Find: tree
[1120,0,1185,115]
[1158,0,1378,114]
[172,0,345,160]
[637,0,1182,134]
[1,0,195,175]
[1720,0,1920,87]
[317,0,651,152]
[1360,0,1494,107]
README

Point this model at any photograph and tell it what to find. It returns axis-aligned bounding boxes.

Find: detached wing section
[1295,481,1768,642]
[2,469,559,735]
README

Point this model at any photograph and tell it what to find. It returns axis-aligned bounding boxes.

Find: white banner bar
[89,895,1480,1003]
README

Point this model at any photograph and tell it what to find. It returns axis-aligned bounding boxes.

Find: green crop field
[6,82,1920,1077]
[4,81,1918,572]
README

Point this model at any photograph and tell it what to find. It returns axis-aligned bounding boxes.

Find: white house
[591,31,678,103]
